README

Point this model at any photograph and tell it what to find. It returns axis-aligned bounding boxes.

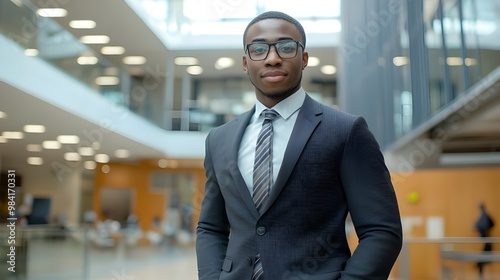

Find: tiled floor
[19,235,198,280]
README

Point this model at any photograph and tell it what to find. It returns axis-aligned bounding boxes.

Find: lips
[262,71,287,83]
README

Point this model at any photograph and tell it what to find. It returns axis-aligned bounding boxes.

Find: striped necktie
[253,109,279,213]
[252,109,278,280]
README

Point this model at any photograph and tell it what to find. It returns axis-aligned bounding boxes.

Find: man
[475,202,495,278]
[196,11,402,280]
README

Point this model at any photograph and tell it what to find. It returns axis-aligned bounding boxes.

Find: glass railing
[0,0,160,129]
[392,0,500,139]
[398,237,500,280]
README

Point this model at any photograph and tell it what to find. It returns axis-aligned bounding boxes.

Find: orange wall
[93,159,205,233]
[392,166,500,279]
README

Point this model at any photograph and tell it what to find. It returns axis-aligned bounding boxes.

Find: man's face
[243,19,308,107]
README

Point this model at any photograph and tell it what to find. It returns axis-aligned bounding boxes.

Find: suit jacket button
[247,258,253,265]
[257,226,266,235]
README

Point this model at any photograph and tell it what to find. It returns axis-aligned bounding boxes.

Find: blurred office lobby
[1,0,500,279]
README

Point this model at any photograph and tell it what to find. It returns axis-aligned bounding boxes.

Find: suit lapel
[261,95,323,214]
[225,107,261,219]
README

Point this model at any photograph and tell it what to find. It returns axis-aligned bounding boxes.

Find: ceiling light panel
[77,56,99,65]
[123,56,147,65]
[95,76,120,86]
[0,111,7,118]
[321,65,337,75]
[307,57,320,67]
[187,65,203,75]
[80,35,110,44]
[24,125,45,133]
[215,57,234,70]
[84,161,96,170]
[69,20,96,29]
[2,131,24,139]
[393,56,409,67]
[174,57,198,65]
[24,49,39,56]
[95,154,110,163]
[0,137,7,143]
[42,140,61,149]
[27,157,43,165]
[37,8,67,17]
[57,135,80,144]
[101,46,125,55]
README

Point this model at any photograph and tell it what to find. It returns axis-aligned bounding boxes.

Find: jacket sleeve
[196,132,231,280]
[339,116,403,279]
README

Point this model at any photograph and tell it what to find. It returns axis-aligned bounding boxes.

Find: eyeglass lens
[247,41,299,61]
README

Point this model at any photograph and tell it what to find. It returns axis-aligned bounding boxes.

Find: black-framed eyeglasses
[245,40,304,61]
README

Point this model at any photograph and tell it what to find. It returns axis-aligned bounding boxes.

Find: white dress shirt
[238,88,306,195]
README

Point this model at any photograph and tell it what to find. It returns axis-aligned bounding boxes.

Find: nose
[265,45,282,66]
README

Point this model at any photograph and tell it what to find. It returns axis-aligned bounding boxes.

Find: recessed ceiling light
[174,57,198,66]
[24,125,45,133]
[321,65,337,75]
[393,56,409,67]
[101,164,111,173]
[78,147,94,156]
[42,140,61,149]
[215,57,234,70]
[80,35,110,44]
[77,56,98,65]
[101,46,125,55]
[95,76,120,86]
[57,135,80,144]
[465,58,477,66]
[64,152,81,161]
[2,131,24,139]
[446,57,464,66]
[69,20,96,29]
[0,111,7,118]
[95,154,110,163]
[308,57,320,67]
[26,144,42,152]
[37,8,67,17]
[187,65,203,75]
[84,161,96,170]
[115,149,130,158]
[25,49,39,56]
[123,56,147,65]
[158,159,168,168]
[0,136,7,144]
[27,157,43,165]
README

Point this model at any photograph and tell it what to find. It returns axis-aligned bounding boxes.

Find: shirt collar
[255,87,306,120]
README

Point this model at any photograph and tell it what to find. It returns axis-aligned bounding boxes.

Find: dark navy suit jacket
[196,94,402,280]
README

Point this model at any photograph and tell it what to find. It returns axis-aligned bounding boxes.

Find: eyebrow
[250,37,295,43]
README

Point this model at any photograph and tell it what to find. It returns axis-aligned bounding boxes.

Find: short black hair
[243,11,306,49]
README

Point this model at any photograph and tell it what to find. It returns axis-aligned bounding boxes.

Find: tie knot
[262,109,279,121]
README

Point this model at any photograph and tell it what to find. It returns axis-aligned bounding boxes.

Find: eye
[277,42,297,53]
[250,44,268,55]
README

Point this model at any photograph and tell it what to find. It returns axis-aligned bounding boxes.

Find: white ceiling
[26,0,339,81]
[0,81,167,174]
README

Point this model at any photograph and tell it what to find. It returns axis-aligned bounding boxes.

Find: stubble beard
[252,75,303,100]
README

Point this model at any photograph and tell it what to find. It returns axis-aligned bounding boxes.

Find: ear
[302,51,309,69]
[242,55,248,74]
